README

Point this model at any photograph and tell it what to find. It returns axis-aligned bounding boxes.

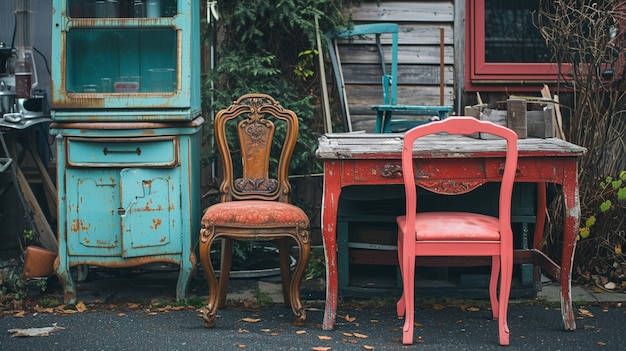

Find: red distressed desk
[316,133,586,331]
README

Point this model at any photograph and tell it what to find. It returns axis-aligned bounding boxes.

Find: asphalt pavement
[0,265,625,351]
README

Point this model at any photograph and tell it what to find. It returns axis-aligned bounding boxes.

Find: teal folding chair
[326,23,453,133]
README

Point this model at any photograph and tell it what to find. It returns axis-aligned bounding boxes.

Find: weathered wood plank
[337,45,454,65]
[315,134,587,159]
[345,85,454,107]
[335,24,454,45]
[340,64,454,85]
[347,1,454,22]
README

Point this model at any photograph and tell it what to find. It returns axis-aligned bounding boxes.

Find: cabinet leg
[176,253,197,301]
[53,256,76,304]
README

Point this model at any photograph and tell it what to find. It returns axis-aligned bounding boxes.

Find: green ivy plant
[578,171,626,270]
[579,171,626,239]
[201,1,357,181]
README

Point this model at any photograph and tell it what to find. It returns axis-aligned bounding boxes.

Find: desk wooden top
[316,133,587,160]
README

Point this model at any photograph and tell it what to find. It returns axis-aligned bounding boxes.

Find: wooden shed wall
[334,1,455,132]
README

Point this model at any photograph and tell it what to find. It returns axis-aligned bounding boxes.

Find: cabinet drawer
[66,137,178,167]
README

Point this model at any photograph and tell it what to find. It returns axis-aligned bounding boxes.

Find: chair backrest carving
[214,94,299,203]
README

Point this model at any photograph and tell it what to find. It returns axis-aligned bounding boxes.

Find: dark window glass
[484,0,551,63]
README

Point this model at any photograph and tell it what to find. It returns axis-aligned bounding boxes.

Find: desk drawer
[66,137,178,167]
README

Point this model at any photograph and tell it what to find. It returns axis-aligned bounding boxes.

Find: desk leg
[322,161,341,330]
[560,168,579,331]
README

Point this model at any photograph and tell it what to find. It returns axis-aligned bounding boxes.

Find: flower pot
[23,246,57,278]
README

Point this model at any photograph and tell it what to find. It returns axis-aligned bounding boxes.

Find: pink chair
[396,116,518,345]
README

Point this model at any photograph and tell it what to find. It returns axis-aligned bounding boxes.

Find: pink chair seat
[397,212,501,241]
[203,200,309,227]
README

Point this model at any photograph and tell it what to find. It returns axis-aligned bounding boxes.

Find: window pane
[484,0,551,63]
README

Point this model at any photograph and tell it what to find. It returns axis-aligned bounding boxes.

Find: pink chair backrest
[401,116,519,233]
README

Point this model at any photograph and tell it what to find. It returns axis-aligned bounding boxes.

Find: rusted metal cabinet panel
[53,124,202,303]
[64,167,182,258]
[120,168,181,258]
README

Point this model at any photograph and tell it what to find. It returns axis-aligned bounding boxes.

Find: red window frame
[466,0,567,91]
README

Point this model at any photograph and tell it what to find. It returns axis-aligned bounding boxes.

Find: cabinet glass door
[51,0,200,119]
[67,28,177,94]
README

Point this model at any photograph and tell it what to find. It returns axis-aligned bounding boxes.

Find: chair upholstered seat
[397,212,501,241]
[203,200,309,227]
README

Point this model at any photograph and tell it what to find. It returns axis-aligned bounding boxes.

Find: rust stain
[71,219,91,233]
[83,237,90,244]
[151,218,162,230]
[70,219,80,233]
[159,236,167,243]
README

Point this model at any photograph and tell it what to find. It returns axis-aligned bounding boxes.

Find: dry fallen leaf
[317,335,332,340]
[117,313,126,317]
[241,317,261,323]
[467,307,480,312]
[13,311,25,318]
[432,304,445,310]
[312,347,331,351]
[344,315,356,322]
[363,345,375,350]
[296,330,307,335]
[353,332,368,339]
[236,344,247,348]
[578,309,594,318]
[76,302,88,312]
[127,303,140,309]
[342,332,353,337]
[34,306,54,314]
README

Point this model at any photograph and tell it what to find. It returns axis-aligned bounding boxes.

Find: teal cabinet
[51,0,200,121]
[51,0,203,303]
[52,122,202,303]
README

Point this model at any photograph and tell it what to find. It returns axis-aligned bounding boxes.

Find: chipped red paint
[316,134,585,332]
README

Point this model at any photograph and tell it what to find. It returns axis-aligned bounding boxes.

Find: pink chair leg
[498,254,513,346]
[401,252,416,344]
[396,231,406,318]
[489,255,500,320]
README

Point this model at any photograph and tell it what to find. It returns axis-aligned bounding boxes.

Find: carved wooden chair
[396,116,518,345]
[199,94,311,328]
